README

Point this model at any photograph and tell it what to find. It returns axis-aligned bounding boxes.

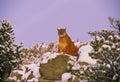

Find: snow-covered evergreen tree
[84,17,120,82]
[0,20,22,81]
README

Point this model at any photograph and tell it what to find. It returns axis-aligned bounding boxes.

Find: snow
[8,76,16,81]
[72,63,81,70]
[41,43,48,49]
[0,44,4,48]
[8,64,40,81]
[75,41,83,47]
[27,78,38,82]
[112,43,116,49]
[102,44,111,50]
[61,73,72,81]
[114,34,120,40]
[22,70,31,80]
[105,40,110,44]
[96,36,102,41]
[40,52,60,64]
[8,41,98,82]
[108,35,114,40]
[25,64,40,78]
[77,44,96,65]
[68,60,75,65]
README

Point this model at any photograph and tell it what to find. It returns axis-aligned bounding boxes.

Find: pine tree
[108,16,120,34]
[84,17,120,82]
[0,20,22,81]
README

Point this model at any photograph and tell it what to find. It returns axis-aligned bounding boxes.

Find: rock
[39,55,70,80]
[8,71,22,81]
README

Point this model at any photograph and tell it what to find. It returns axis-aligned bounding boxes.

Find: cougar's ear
[57,28,59,31]
[64,28,66,31]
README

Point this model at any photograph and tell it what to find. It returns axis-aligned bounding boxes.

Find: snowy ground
[8,42,96,82]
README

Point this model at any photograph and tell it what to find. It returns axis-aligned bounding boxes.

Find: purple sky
[0,0,120,47]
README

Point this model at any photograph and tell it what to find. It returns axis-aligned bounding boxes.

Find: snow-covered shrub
[21,42,58,64]
[8,64,40,82]
[85,18,120,82]
[0,20,22,81]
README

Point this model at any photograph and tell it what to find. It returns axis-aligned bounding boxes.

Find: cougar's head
[57,28,67,38]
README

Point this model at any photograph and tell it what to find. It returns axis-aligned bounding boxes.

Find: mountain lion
[57,28,79,56]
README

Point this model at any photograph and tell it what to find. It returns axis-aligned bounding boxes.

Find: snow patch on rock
[40,52,60,64]
[62,73,72,81]
[77,44,96,65]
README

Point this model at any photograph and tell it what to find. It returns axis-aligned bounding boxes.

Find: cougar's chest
[59,38,68,49]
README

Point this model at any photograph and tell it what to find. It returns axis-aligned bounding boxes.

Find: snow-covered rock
[62,73,72,81]
[40,52,60,64]
[77,44,96,65]
[8,41,97,82]
[40,54,71,80]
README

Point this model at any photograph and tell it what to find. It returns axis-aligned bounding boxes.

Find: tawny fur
[57,28,79,56]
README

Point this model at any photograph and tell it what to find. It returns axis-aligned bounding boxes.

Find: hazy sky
[0,0,120,47]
